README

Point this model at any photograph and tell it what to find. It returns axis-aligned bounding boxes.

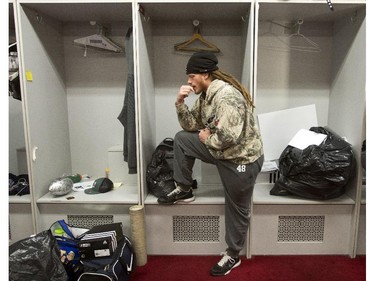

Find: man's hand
[199,128,211,144]
[176,85,194,105]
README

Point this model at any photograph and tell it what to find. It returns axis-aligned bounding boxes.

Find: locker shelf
[37,184,138,204]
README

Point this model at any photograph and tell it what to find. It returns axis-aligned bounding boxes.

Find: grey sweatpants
[173,130,264,256]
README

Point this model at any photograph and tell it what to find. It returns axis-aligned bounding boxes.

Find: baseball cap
[84,177,113,194]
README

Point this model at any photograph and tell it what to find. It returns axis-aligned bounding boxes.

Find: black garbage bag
[146,138,176,198]
[270,127,356,200]
[9,230,68,281]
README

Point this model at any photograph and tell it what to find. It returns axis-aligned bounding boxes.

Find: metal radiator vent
[67,215,114,229]
[173,215,220,242]
[278,215,325,242]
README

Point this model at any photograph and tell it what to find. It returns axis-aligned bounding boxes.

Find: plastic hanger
[174,20,220,53]
[74,22,123,56]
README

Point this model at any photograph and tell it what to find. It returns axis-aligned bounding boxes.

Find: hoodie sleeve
[176,98,205,131]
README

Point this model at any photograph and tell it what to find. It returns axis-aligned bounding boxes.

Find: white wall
[329,11,366,151]
[255,21,332,126]
[64,22,131,177]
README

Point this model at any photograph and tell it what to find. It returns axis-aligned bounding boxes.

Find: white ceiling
[19,3,133,23]
[140,3,251,22]
[17,2,365,24]
[259,3,365,22]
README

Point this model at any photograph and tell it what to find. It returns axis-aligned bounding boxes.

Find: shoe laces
[167,186,183,197]
[217,252,235,267]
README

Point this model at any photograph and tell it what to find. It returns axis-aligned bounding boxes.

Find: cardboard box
[78,223,123,259]
[79,235,115,259]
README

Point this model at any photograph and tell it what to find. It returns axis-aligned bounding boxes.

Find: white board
[257,104,318,161]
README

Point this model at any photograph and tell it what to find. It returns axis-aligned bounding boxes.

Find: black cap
[186,52,219,74]
[84,177,113,194]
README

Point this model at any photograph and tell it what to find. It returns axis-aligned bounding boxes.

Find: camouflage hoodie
[175,79,263,164]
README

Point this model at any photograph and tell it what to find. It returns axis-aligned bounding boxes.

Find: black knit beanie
[186,52,219,74]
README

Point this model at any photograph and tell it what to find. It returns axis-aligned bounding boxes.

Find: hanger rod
[9,42,17,49]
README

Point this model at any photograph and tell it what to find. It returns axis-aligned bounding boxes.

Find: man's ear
[203,73,211,81]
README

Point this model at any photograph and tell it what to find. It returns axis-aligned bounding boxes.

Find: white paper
[288,129,327,150]
[257,104,318,160]
[72,180,94,191]
[261,161,279,172]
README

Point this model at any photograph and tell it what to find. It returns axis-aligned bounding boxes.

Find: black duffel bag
[78,236,134,281]
[146,138,176,198]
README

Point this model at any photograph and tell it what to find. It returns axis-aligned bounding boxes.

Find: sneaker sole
[224,259,241,275]
[157,196,195,205]
[174,196,195,204]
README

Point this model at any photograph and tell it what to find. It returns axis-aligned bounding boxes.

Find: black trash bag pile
[9,230,68,281]
[270,127,356,200]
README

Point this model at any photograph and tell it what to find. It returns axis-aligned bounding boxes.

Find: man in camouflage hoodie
[158,52,264,276]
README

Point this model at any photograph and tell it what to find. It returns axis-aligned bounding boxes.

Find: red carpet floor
[132,255,366,281]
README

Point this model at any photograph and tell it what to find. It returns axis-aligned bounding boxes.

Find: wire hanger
[258,21,292,52]
[258,20,321,53]
[74,21,123,56]
[174,20,220,53]
[288,19,321,53]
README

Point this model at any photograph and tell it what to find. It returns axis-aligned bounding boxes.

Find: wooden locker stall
[15,0,139,234]
[250,0,366,257]
[135,0,255,255]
